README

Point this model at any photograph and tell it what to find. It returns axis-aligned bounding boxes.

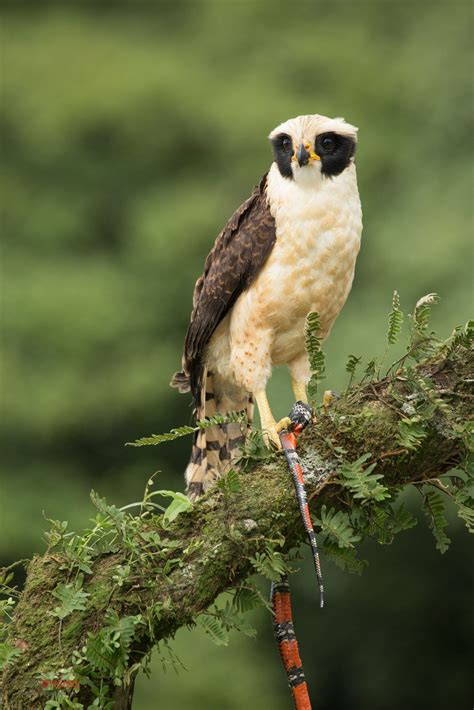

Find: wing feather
[182,174,276,403]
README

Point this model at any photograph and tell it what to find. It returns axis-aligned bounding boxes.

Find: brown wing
[179,173,276,405]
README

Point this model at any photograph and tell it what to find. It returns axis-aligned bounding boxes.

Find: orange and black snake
[271,401,324,710]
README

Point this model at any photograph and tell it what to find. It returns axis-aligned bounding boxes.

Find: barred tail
[182,369,253,500]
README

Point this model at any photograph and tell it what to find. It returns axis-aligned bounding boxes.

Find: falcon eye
[321,136,336,151]
[281,136,292,152]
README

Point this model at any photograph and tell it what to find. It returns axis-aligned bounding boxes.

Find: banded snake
[271,400,323,710]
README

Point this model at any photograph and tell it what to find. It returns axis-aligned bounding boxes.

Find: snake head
[288,401,313,434]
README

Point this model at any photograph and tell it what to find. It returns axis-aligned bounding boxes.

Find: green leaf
[127,411,246,447]
[338,454,389,503]
[250,545,287,582]
[316,505,360,548]
[304,311,326,401]
[423,487,450,553]
[90,490,126,525]
[398,416,427,451]
[357,501,417,544]
[345,354,361,387]
[218,601,257,638]
[84,613,142,678]
[157,490,193,523]
[452,484,474,533]
[363,359,377,380]
[51,576,89,620]
[197,614,229,646]
[236,428,274,470]
[323,542,368,575]
[0,641,21,670]
[217,468,241,494]
[233,586,263,613]
[412,293,439,334]
[442,320,474,356]
[387,290,404,345]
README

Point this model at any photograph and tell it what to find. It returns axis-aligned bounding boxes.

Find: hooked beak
[296,143,310,167]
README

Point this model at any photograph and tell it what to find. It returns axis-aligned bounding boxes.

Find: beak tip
[296,143,310,167]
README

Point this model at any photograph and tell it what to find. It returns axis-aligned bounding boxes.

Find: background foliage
[2,1,472,708]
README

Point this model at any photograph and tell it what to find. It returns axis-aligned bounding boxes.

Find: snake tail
[271,575,312,710]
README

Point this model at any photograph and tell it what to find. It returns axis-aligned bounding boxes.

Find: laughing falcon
[171,113,362,499]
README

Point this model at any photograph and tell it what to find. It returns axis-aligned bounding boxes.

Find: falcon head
[269,114,358,181]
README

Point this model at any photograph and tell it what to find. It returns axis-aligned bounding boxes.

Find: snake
[270,400,323,710]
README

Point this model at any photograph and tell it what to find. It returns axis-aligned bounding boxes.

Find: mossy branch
[1,342,473,709]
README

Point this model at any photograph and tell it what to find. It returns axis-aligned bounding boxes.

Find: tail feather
[184,370,252,500]
[170,370,190,394]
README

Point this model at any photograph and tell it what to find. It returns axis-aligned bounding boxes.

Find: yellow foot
[261,417,293,449]
[323,389,340,408]
[276,416,292,433]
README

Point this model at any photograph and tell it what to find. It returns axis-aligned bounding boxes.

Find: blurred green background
[2,1,473,708]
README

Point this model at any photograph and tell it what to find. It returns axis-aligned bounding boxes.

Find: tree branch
[2,343,472,708]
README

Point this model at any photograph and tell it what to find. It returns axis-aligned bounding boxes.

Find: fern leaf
[316,505,360,548]
[363,359,377,380]
[233,586,263,613]
[423,487,450,553]
[398,416,427,450]
[218,601,257,638]
[90,490,126,524]
[217,468,241,494]
[412,293,439,333]
[51,577,89,620]
[127,411,246,447]
[323,542,368,575]
[339,454,389,503]
[197,614,229,646]
[0,642,22,670]
[453,485,474,533]
[304,311,326,401]
[442,320,474,356]
[387,290,404,345]
[250,545,286,582]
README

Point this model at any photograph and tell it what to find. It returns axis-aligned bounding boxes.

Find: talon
[276,416,292,433]
[262,426,282,450]
[323,389,340,408]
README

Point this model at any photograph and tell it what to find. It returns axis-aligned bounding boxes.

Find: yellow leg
[254,389,291,449]
[323,390,339,408]
[291,379,308,404]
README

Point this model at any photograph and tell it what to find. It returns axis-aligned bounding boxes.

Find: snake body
[271,575,312,710]
[271,400,323,710]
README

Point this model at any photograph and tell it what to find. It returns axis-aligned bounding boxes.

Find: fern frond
[323,542,368,575]
[51,577,89,620]
[423,487,450,553]
[360,502,417,544]
[387,290,404,345]
[453,485,474,533]
[127,412,246,447]
[0,642,22,670]
[217,468,241,494]
[304,311,326,401]
[442,320,474,356]
[233,586,264,613]
[412,293,439,333]
[90,490,126,524]
[250,545,286,582]
[398,416,427,450]
[338,454,389,503]
[345,354,361,376]
[197,614,229,646]
[316,505,360,548]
